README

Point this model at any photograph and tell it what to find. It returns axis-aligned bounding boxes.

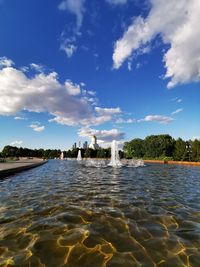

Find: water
[108,140,122,167]
[83,140,144,168]
[77,150,82,161]
[60,152,64,160]
[0,161,200,266]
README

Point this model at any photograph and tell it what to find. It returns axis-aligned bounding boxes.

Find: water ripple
[0,161,200,266]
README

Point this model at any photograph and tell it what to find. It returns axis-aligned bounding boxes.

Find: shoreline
[143,159,200,167]
[66,158,200,167]
[0,159,48,179]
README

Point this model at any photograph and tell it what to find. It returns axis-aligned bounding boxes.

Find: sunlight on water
[0,161,200,266]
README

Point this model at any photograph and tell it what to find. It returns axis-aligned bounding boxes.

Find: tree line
[65,147,113,158]
[124,135,200,162]
[0,146,62,159]
[1,135,200,162]
[0,146,113,159]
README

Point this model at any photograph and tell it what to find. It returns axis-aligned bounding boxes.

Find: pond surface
[0,160,200,267]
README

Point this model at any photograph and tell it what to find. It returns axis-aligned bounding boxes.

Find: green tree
[2,146,19,158]
[96,148,106,158]
[191,139,200,162]
[84,148,97,158]
[124,138,144,158]
[173,138,187,161]
[144,135,174,159]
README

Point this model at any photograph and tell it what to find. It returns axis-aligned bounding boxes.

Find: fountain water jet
[108,140,122,167]
[60,152,64,160]
[77,149,82,161]
[75,140,144,168]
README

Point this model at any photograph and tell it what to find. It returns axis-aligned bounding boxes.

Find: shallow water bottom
[0,160,200,266]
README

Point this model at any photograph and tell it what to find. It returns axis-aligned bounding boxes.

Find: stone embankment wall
[144,160,200,167]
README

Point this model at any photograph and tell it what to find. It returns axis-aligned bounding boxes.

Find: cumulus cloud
[29,124,45,132]
[139,115,174,124]
[0,57,120,127]
[65,79,81,95]
[171,108,183,115]
[105,0,128,5]
[113,0,200,88]
[58,0,85,31]
[10,140,23,146]
[115,117,136,124]
[78,127,125,143]
[30,63,44,73]
[0,57,14,68]
[95,107,121,116]
[49,111,118,127]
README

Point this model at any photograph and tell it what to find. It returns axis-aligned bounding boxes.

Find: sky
[0,0,200,150]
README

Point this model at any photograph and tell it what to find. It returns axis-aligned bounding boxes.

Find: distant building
[72,142,77,150]
[83,141,88,149]
[89,135,99,150]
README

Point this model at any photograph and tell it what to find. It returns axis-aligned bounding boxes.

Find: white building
[89,135,99,150]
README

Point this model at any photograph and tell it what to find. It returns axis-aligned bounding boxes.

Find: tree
[2,146,19,158]
[143,135,174,159]
[191,139,200,162]
[173,138,187,161]
[124,138,144,158]
[84,148,97,158]
[96,148,106,158]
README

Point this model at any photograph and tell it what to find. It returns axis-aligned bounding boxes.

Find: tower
[89,135,99,150]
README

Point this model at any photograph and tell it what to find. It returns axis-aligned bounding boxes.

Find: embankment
[0,159,47,179]
[144,159,200,167]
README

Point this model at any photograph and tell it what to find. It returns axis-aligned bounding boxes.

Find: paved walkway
[0,159,47,178]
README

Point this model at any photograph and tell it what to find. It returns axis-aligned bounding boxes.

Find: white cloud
[115,118,136,124]
[0,58,119,127]
[139,115,174,124]
[60,41,77,58]
[87,90,96,96]
[78,127,125,143]
[95,107,122,116]
[20,66,29,73]
[30,63,44,73]
[172,97,182,103]
[10,140,23,146]
[14,116,25,120]
[80,82,86,87]
[58,0,85,31]
[0,57,14,68]
[171,108,183,115]
[65,79,81,95]
[113,0,200,88]
[127,61,132,71]
[29,124,45,132]
[105,0,128,5]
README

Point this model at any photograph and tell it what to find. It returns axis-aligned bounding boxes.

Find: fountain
[85,159,107,168]
[108,140,122,167]
[60,152,64,160]
[75,139,144,168]
[77,149,82,161]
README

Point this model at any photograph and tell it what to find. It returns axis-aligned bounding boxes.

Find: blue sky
[0,0,200,150]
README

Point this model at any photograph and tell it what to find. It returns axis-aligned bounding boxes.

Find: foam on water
[82,140,145,168]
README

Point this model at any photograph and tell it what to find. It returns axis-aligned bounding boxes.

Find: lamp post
[186,142,192,162]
